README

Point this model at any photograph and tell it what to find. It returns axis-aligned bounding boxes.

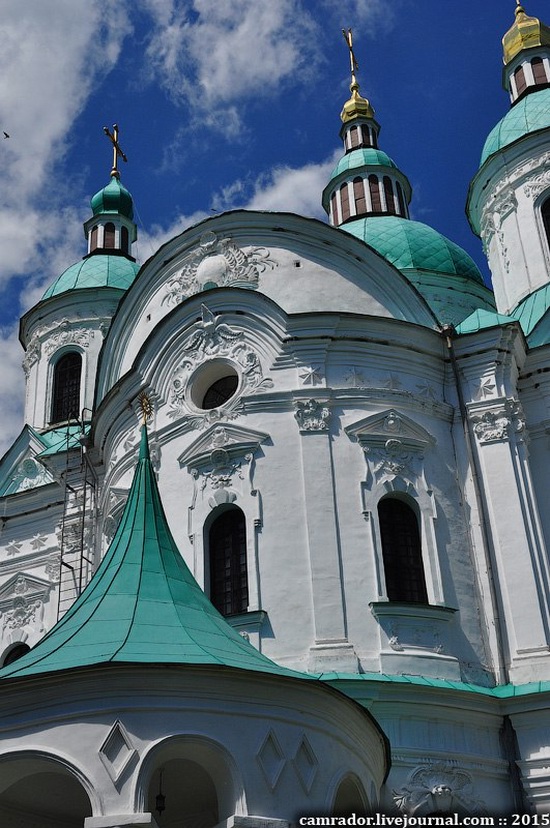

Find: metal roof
[0,426,302,681]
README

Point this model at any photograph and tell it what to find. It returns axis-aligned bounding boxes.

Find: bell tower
[467,2,550,314]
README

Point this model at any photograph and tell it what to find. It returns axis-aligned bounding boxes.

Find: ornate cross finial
[137,392,153,425]
[103,123,127,178]
[342,28,359,85]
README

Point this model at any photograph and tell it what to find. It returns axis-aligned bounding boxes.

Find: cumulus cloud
[0,326,26,457]
[140,0,318,129]
[0,0,131,286]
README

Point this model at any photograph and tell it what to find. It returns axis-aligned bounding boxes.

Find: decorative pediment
[0,426,57,497]
[0,572,52,610]
[345,409,435,450]
[178,423,270,470]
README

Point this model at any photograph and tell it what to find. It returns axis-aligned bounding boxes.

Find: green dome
[343,215,484,283]
[480,88,550,166]
[91,175,134,219]
[42,254,140,299]
[329,148,398,182]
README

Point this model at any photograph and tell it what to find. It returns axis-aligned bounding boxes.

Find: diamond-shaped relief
[257,729,286,790]
[293,735,318,794]
[99,720,138,783]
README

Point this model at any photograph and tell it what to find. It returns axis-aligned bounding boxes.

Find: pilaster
[294,398,358,672]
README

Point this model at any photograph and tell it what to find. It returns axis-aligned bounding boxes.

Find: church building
[1,4,550,824]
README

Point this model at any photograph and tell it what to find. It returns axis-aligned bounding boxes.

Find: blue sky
[0,0,543,448]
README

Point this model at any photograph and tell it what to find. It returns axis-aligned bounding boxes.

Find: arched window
[378,497,428,604]
[396,181,407,217]
[2,643,30,666]
[369,174,382,212]
[121,225,129,254]
[104,222,115,249]
[543,197,550,252]
[514,64,527,96]
[350,125,359,148]
[208,508,248,616]
[340,183,350,221]
[383,176,395,214]
[532,57,548,85]
[353,177,366,215]
[90,225,98,252]
[330,191,338,224]
[51,352,82,423]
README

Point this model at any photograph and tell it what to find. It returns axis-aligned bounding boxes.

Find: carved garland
[168,305,273,427]
[163,231,276,306]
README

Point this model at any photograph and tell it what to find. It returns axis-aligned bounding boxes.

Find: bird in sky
[3,132,9,139]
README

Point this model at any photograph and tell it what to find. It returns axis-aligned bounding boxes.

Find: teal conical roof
[0,427,298,681]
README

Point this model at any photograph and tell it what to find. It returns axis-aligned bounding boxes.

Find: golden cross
[342,28,359,81]
[103,123,128,178]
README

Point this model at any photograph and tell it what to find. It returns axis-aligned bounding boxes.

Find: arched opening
[332,775,368,816]
[378,497,428,604]
[0,755,92,827]
[514,64,527,96]
[543,197,550,252]
[396,181,407,217]
[532,57,547,85]
[2,643,30,667]
[369,174,381,212]
[121,225,129,254]
[353,177,366,215]
[340,183,350,221]
[147,759,219,828]
[330,191,338,224]
[90,225,98,252]
[383,176,395,214]
[50,351,82,424]
[104,221,115,249]
[207,506,248,617]
[350,125,359,148]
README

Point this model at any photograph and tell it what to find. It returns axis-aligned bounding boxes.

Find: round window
[202,375,239,409]
[188,360,240,411]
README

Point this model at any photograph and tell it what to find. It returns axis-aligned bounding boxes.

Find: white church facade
[1,5,550,824]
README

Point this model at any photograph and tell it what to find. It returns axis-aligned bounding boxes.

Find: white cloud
[0,0,132,290]
[244,152,340,219]
[135,151,339,265]
[0,326,26,457]
[140,0,318,129]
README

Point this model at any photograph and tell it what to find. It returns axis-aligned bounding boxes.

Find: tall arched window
[330,191,338,224]
[532,57,547,85]
[121,225,129,254]
[104,222,115,249]
[396,181,407,217]
[350,125,359,148]
[340,183,350,221]
[353,177,366,215]
[383,176,395,214]
[369,174,382,212]
[208,507,248,616]
[514,64,527,96]
[378,497,428,604]
[51,352,82,423]
[90,225,98,252]
[542,197,550,252]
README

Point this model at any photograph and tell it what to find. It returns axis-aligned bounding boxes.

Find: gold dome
[341,80,375,123]
[503,2,550,65]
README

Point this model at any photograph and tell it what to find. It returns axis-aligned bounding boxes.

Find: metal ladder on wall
[56,421,96,621]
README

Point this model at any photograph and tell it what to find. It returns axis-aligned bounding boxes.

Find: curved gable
[96,211,437,401]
